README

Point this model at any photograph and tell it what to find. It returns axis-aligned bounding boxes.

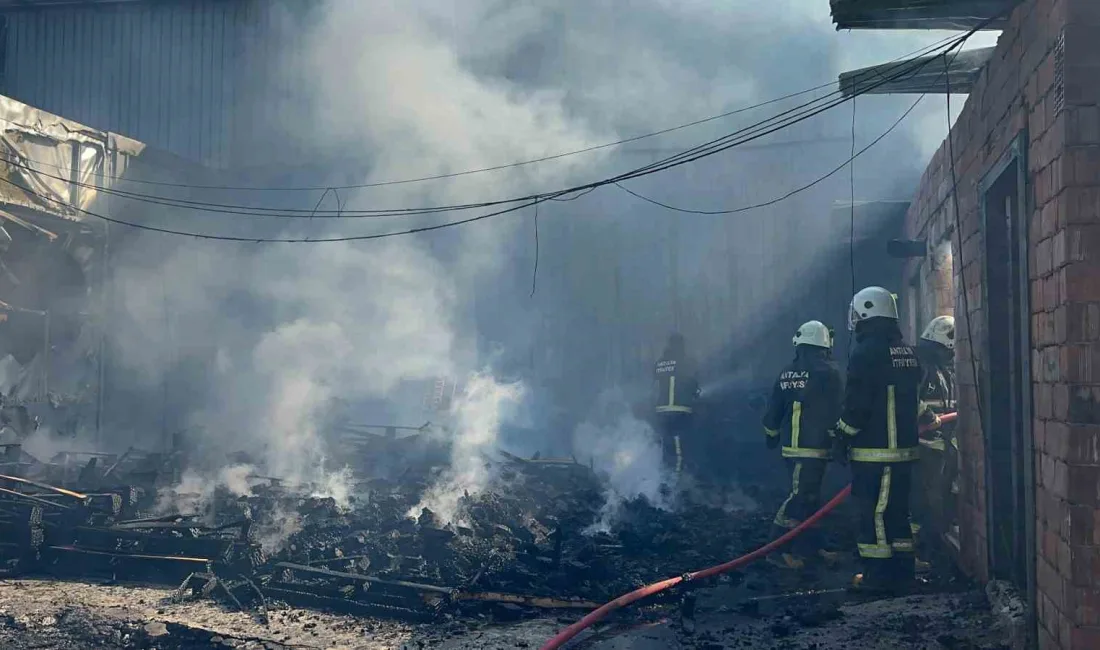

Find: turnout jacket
[918,361,957,448]
[918,363,956,420]
[763,348,844,459]
[654,352,699,415]
[836,319,928,463]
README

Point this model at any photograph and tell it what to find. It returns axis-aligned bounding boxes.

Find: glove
[765,434,780,450]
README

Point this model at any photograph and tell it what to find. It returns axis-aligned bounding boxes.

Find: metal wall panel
[0,0,299,168]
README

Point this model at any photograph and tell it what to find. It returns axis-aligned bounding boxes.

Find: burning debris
[0,437,792,626]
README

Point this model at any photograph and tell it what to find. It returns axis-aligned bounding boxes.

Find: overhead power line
[4,32,966,223]
[8,33,968,196]
[2,29,986,243]
[613,32,982,215]
[614,92,925,215]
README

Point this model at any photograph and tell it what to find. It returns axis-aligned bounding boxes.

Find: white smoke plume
[254,503,305,554]
[412,372,526,525]
[100,0,609,506]
[572,389,672,533]
[92,1,1004,528]
[153,463,254,519]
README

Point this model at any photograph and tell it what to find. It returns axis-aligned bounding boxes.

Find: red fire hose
[539,412,958,650]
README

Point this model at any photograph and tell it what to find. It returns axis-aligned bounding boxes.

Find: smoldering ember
[0,0,1082,649]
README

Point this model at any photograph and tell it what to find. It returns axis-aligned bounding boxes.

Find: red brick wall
[904,0,1058,586]
[1040,3,1100,648]
[900,0,1100,648]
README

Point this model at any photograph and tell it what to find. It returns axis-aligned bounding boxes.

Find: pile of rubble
[0,438,813,625]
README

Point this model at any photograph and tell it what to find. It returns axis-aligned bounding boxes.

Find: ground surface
[0,578,1010,649]
[0,440,1000,648]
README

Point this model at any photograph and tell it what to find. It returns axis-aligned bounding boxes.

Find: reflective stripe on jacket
[654,355,698,414]
[763,348,843,459]
[836,320,923,463]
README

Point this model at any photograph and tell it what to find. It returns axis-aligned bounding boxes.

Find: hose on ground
[539,411,958,650]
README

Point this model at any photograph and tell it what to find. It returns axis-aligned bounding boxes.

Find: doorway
[980,131,1035,599]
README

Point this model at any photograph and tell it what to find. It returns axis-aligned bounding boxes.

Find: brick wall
[904,0,1056,587]
[1040,3,1100,648]
[899,0,1100,648]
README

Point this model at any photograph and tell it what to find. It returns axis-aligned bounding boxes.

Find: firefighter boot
[890,554,916,592]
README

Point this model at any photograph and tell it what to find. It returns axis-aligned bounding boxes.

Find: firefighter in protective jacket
[833,287,932,591]
[915,315,959,546]
[654,333,699,478]
[916,316,956,441]
[763,320,844,569]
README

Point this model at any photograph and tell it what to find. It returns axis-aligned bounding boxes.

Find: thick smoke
[572,389,671,532]
[84,1,1001,529]
[413,373,526,524]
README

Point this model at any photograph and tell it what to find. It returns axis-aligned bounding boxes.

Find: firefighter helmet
[847,286,899,330]
[921,315,955,350]
[793,320,832,349]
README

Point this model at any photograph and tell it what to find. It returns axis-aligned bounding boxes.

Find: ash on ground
[0,440,1008,649]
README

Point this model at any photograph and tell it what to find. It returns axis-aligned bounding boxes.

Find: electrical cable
[530,201,539,298]
[0,81,932,244]
[0,32,971,220]
[583,34,973,196]
[609,28,985,217]
[7,35,967,194]
[1,34,959,222]
[2,32,981,241]
[0,48,950,244]
[850,92,857,320]
[596,36,961,184]
[942,53,986,465]
[613,90,927,215]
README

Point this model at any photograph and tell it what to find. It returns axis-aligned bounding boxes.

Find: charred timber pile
[0,444,794,623]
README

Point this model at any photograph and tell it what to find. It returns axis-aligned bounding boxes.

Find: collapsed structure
[0,0,1079,647]
[0,409,799,625]
[0,95,146,445]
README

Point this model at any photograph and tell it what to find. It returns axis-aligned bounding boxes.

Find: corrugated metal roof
[829,0,1016,30]
[0,0,307,168]
[839,46,994,95]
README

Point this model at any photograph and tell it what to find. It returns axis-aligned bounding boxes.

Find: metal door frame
[978,128,1035,642]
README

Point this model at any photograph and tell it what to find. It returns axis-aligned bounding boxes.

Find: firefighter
[653,333,699,480]
[832,287,930,592]
[763,320,843,569]
[915,315,958,547]
[916,316,956,441]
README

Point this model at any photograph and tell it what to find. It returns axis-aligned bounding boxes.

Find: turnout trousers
[851,460,916,587]
[655,412,692,477]
[770,458,827,556]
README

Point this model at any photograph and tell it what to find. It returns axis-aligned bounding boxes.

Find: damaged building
[837,0,1100,647]
[0,95,145,444]
[0,0,1086,648]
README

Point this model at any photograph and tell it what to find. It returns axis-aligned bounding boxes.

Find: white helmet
[792,320,832,349]
[848,286,899,330]
[921,315,955,350]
